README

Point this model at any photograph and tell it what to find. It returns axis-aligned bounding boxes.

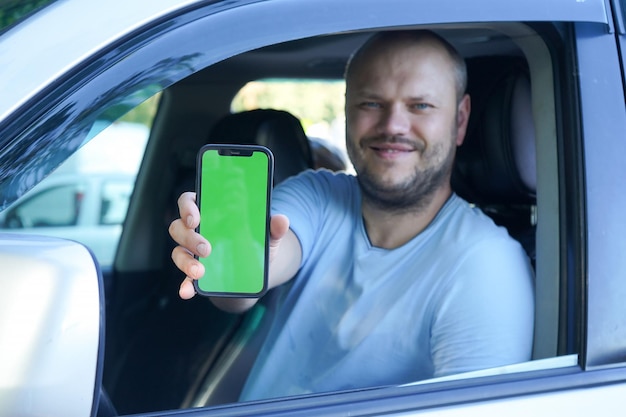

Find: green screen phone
[194,144,273,297]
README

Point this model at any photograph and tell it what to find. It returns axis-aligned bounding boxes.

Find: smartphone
[194,144,274,297]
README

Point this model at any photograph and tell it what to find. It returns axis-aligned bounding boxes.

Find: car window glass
[0,93,158,267]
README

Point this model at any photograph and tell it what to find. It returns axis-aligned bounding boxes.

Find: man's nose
[378,105,411,136]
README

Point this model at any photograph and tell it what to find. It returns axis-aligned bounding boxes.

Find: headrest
[208,109,314,184]
[452,57,536,206]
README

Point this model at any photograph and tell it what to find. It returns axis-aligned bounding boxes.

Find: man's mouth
[370,143,415,153]
[365,138,423,157]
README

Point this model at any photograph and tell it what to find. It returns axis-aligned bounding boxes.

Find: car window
[93,21,573,413]
[104,23,564,409]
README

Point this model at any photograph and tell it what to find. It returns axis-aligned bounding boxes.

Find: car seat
[453,56,537,263]
[452,56,552,360]
[207,108,315,184]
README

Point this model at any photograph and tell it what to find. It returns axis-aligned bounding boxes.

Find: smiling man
[170,30,534,400]
[344,31,470,247]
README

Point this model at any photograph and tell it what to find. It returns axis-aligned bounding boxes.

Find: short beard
[352,140,456,214]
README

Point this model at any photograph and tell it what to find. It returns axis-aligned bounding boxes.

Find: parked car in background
[1,0,626,416]
[0,172,134,268]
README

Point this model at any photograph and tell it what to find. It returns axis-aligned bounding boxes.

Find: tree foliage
[0,0,55,31]
[231,80,346,132]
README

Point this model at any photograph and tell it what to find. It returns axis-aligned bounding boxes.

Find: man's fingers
[169,192,209,258]
[270,214,290,242]
[169,218,211,257]
[268,214,290,265]
[179,277,197,300]
[177,191,199,229]
[171,245,207,279]
[172,191,207,301]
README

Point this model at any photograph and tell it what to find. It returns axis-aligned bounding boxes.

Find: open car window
[105,24,569,414]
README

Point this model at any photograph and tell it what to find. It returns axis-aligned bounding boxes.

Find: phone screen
[195,145,273,296]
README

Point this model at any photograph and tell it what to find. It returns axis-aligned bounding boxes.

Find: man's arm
[169,191,302,313]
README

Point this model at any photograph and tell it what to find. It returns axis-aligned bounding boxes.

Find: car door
[1,0,626,416]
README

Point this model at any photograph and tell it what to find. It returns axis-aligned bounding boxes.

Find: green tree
[0,0,55,31]
[231,80,345,132]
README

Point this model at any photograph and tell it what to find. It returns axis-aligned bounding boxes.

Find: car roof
[0,0,203,122]
[0,0,610,126]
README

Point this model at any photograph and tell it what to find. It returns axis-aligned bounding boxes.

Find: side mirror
[0,234,103,417]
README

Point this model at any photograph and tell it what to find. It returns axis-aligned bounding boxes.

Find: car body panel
[0,0,610,128]
[0,235,102,417]
[1,0,626,415]
[131,363,626,416]
[0,0,202,122]
[574,20,626,368]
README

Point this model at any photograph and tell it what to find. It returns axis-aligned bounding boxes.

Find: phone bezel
[193,143,274,297]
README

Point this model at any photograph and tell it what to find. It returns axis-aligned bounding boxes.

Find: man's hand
[169,192,209,299]
[169,192,295,307]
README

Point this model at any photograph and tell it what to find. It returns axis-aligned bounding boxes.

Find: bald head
[345,30,467,103]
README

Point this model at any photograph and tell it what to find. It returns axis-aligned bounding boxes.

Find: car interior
[99,24,569,414]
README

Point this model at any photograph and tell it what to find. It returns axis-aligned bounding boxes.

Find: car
[1,0,626,416]
[0,172,135,268]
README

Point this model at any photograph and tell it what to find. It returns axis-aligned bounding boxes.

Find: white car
[0,172,134,268]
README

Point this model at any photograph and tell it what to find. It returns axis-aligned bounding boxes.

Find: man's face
[345,39,470,211]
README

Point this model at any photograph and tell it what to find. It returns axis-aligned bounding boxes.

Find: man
[169,30,534,400]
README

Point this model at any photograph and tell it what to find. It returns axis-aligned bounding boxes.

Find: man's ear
[455,94,471,146]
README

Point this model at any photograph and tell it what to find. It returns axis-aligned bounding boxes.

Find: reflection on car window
[0,94,158,267]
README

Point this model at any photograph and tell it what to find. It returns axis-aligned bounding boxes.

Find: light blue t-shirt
[240,170,534,401]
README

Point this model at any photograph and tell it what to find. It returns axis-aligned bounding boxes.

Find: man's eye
[410,103,432,111]
[360,101,381,109]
